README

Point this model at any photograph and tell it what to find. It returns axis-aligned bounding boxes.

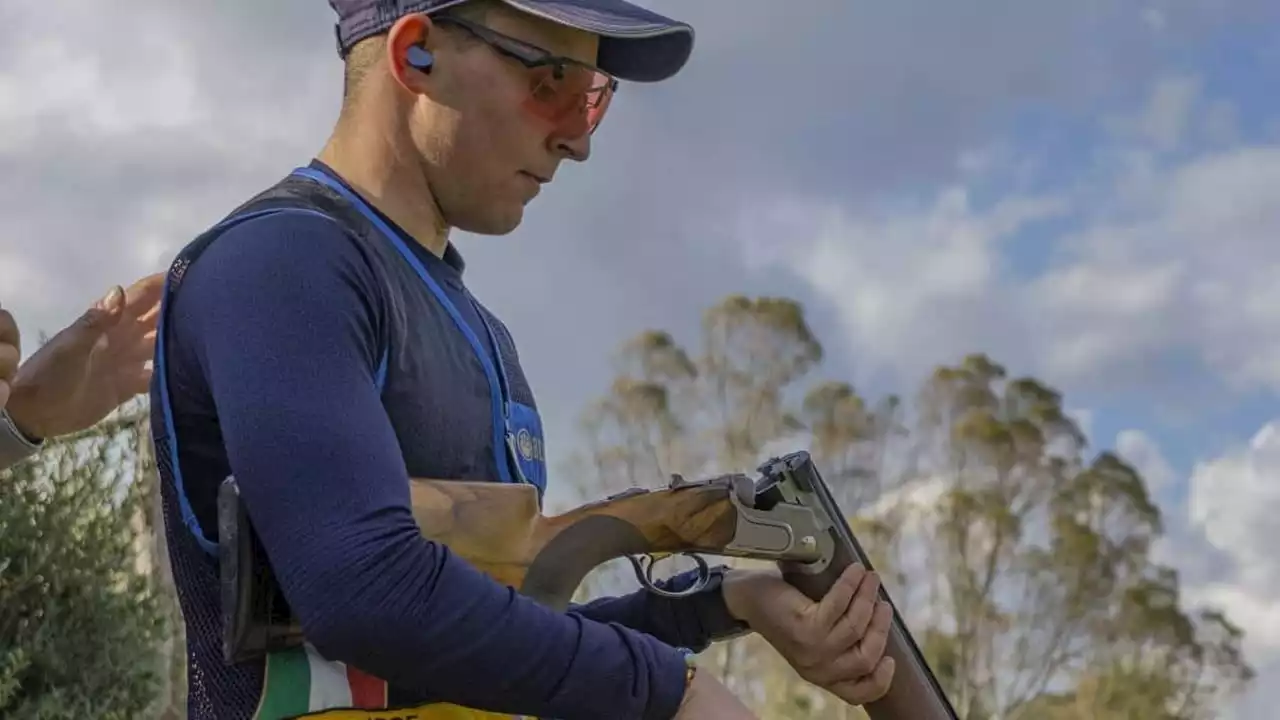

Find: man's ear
[385,13,439,94]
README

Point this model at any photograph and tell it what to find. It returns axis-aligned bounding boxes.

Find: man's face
[414,8,603,236]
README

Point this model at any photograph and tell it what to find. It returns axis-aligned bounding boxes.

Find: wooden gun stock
[407,478,740,611]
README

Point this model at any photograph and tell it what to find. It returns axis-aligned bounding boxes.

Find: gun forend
[759,452,960,720]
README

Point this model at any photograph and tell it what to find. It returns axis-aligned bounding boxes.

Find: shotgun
[217,450,959,719]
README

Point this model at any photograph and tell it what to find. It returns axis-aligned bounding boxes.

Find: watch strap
[695,565,753,642]
[0,406,43,470]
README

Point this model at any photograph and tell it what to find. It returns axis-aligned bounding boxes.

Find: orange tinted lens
[523,66,614,136]
[584,71,613,133]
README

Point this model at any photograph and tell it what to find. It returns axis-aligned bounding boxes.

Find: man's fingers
[0,309,18,409]
[124,273,165,318]
[813,601,894,685]
[0,337,20,384]
[134,302,162,327]
[65,287,125,345]
[829,656,895,706]
[828,571,882,650]
[855,601,893,667]
[95,286,126,316]
[0,308,19,353]
[814,564,866,631]
[0,309,16,403]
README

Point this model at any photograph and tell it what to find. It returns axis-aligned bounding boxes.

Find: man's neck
[317,118,451,258]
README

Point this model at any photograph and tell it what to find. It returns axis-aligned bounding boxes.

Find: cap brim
[499,0,694,83]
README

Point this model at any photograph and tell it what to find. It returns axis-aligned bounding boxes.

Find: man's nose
[552,130,591,163]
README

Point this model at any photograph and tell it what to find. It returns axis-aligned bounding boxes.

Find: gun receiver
[218,451,958,718]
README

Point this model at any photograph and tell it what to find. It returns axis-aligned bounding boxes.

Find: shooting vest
[153,163,546,720]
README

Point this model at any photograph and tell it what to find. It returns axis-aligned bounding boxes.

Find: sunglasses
[432,15,618,137]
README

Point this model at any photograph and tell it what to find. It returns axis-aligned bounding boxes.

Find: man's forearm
[571,567,752,652]
[0,406,42,471]
[289,525,690,718]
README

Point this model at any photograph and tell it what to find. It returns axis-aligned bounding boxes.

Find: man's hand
[0,308,19,409]
[6,272,164,440]
[722,564,895,707]
[674,666,759,719]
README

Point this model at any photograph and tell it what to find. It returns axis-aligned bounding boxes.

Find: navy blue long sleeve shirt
[160,203,738,720]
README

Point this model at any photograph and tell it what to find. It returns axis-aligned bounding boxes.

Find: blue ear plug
[406,45,434,72]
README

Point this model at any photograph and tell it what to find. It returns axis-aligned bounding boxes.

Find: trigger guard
[628,552,712,599]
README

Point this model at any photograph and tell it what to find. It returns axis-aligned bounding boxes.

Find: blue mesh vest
[150,163,548,719]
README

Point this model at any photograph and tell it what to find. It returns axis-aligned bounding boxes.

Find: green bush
[0,412,169,719]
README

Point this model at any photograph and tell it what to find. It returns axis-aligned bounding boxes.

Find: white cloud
[738,187,1069,385]
[1187,422,1280,614]
[1070,147,1280,391]
[745,77,1280,399]
[0,5,204,142]
[1107,424,1280,720]
[1165,422,1280,719]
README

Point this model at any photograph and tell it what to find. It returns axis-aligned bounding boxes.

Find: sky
[1,0,1278,717]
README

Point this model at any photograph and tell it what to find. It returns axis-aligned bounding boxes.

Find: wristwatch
[0,406,43,469]
[698,565,753,642]
[678,647,698,690]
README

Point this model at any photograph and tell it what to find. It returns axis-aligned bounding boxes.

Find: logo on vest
[515,428,544,463]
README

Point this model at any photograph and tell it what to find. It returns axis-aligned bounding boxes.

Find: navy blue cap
[329,0,694,83]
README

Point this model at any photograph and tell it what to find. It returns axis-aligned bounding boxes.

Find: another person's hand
[0,308,19,409]
[5,272,164,440]
[674,666,759,719]
[722,564,895,707]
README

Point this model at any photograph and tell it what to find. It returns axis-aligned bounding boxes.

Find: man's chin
[457,207,525,237]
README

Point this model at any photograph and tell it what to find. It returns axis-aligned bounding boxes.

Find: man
[152,1,896,719]
[0,273,163,470]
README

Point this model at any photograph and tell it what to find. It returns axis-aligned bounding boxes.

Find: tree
[907,355,1252,720]
[563,295,1255,720]
[0,400,175,719]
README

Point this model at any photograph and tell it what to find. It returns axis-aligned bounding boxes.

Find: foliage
[0,402,177,720]
[562,294,1255,720]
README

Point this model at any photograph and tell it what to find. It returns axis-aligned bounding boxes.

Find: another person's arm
[0,406,42,471]
[0,307,37,470]
[171,214,692,720]
[0,275,161,470]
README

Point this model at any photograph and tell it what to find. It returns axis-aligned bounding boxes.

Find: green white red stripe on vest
[254,643,387,719]
[252,644,538,719]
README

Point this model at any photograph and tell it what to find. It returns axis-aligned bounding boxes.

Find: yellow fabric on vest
[289,703,532,720]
